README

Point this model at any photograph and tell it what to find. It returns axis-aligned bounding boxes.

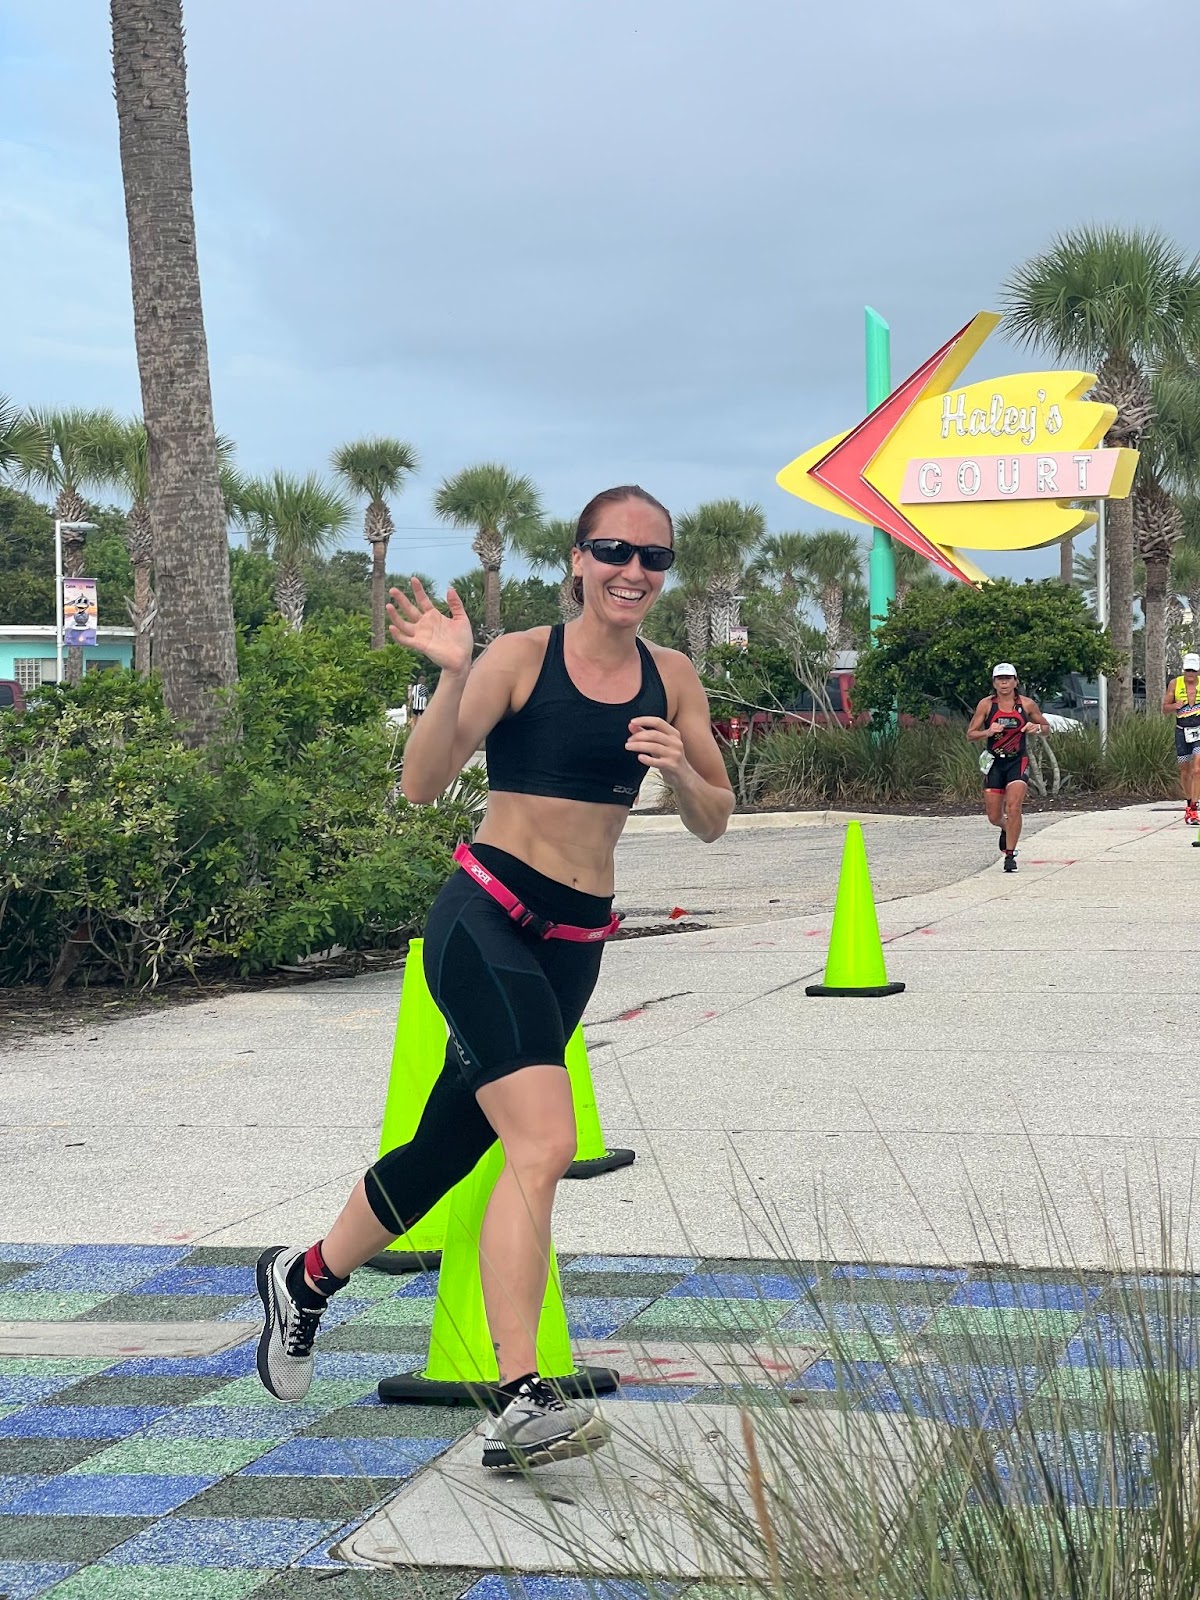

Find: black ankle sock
[498,1371,538,1399]
[286,1255,331,1313]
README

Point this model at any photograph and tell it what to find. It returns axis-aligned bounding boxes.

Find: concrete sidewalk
[1,803,1189,1268]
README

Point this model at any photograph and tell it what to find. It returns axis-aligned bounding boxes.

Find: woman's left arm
[1023,697,1050,734]
[625,661,734,843]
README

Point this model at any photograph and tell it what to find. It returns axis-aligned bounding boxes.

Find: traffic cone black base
[805,980,905,998]
[364,1249,442,1275]
[564,1147,636,1179]
[377,1364,620,1409]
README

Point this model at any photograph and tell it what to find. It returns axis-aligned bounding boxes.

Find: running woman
[254,486,733,1469]
[1162,652,1200,824]
[966,663,1049,873]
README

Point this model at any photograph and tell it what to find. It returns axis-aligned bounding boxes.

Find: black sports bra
[485,625,669,808]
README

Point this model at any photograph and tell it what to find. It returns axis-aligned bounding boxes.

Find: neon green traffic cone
[805,823,905,997]
[366,938,453,1270]
[564,1026,635,1178]
[375,1141,620,1405]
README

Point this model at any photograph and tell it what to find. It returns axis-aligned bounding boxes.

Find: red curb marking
[668,906,689,920]
[617,1008,645,1022]
[700,1010,718,1019]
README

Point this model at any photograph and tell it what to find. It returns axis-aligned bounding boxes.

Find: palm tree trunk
[111,0,237,742]
[275,560,306,631]
[483,565,502,639]
[1106,492,1135,719]
[821,582,843,654]
[130,561,155,674]
[1144,557,1169,706]
[557,574,582,622]
[369,535,389,649]
[363,497,391,650]
[684,597,709,668]
[1059,535,1073,586]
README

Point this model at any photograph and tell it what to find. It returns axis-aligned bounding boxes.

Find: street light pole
[54,519,99,684]
[54,518,63,685]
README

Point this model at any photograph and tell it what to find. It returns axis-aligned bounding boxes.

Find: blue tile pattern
[0,1239,1194,1595]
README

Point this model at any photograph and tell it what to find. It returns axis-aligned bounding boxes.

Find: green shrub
[0,625,463,988]
[1102,712,1177,796]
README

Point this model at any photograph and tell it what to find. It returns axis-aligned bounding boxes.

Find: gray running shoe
[481,1376,610,1470]
[255,1244,323,1402]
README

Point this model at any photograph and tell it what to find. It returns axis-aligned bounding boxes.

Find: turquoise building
[0,625,135,690]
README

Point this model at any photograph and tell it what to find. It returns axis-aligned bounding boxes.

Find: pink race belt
[452,844,621,943]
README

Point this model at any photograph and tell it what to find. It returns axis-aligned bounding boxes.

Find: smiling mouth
[606,586,647,605]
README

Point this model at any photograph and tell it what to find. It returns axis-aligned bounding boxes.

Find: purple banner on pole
[63,579,97,647]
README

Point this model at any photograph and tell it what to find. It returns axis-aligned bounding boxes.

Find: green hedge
[728,719,1177,809]
[0,623,474,988]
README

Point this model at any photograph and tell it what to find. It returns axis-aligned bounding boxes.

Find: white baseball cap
[992,662,1018,679]
[1184,653,1200,671]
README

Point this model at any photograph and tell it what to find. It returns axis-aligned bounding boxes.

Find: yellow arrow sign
[777,312,1138,582]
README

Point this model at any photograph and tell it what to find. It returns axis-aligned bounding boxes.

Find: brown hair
[571,485,673,606]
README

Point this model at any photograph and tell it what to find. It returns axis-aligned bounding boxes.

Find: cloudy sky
[3,0,1198,591]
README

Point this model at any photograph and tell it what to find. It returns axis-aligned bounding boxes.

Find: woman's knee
[502,1125,578,1186]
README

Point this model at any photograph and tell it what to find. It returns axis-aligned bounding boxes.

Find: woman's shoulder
[640,637,693,676]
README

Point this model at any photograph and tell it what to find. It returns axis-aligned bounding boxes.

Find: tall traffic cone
[366,939,452,1273]
[563,1027,635,1179]
[376,1141,620,1406]
[805,822,905,998]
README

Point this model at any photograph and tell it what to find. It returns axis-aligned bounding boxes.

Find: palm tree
[893,540,944,608]
[1002,226,1200,718]
[674,501,765,662]
[21,406,110,684]
[77,414,156,674]
[0,397,49,482]
[239,473,351,629]
[331,437,420,650]
[1133,368,1200,696]
[434,463,543,639]
[1170,539,1200,653]
[111,0,237,740]
[79,417,240,675]
[798,529,864,652]
[751,532,810,595]
[512,516,579,621]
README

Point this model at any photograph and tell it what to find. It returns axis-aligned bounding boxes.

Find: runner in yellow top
[1163,652,1200,825]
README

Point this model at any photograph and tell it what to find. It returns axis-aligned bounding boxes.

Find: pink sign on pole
[899,449,1124,506]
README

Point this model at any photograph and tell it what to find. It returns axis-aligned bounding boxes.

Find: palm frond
[238,471,352,565]
[434,461,543,536]
[1001,225,1200,366]
[331,436,420,501]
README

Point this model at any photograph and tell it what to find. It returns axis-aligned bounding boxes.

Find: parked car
[0,679,24,714]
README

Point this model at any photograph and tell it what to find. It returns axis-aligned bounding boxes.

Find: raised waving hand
[386,578,474,676]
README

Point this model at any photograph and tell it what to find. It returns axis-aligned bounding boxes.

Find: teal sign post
[865,306,895,639]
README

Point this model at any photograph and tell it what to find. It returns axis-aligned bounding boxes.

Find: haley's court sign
[777,311,1138,584]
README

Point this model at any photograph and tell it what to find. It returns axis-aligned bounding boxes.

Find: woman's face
[993,674,1017,694]
[571,499,672,628]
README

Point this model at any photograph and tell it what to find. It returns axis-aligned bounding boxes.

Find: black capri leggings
[363,844,612,1236]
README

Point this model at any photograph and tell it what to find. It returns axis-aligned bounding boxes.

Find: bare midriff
[474,790,630,897]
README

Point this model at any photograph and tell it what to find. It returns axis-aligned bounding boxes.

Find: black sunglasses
[577,537,675,573]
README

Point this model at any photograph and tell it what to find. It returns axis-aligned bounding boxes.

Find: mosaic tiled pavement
[0,1243,1196,1597]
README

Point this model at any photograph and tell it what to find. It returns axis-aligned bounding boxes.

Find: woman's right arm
[966,698,991,741]
[399,639,523,803]
[386,578,529,804]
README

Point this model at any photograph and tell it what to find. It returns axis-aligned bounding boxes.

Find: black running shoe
[255,1245,323,1401]
[1003,852,1017,873]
